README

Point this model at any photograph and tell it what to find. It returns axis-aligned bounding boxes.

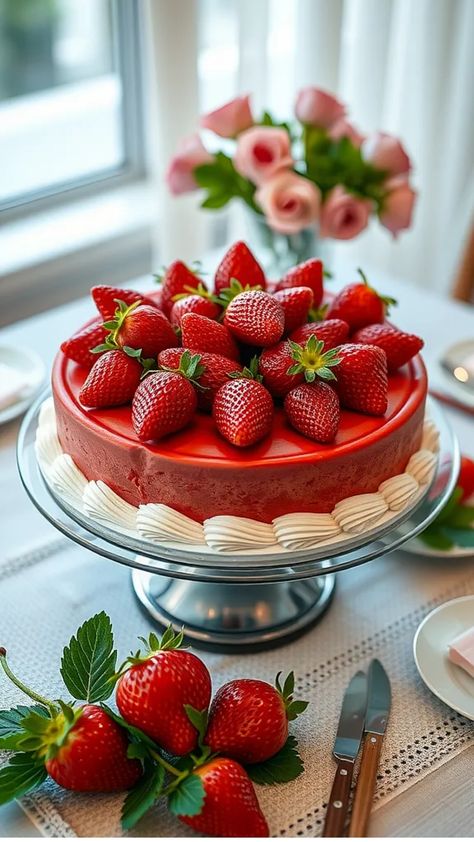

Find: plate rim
[413,595,474,721]
[0,344,46,424]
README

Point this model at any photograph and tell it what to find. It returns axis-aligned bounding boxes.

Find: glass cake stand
[17,393,459,651]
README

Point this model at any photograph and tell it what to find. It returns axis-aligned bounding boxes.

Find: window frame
[0,0,146,219]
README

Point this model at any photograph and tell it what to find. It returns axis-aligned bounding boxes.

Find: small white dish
[404,537,474,559]
[413,595,474,720]
[0,345,46,425]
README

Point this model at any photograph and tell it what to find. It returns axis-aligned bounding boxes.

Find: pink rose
[329,118,364,148]
[295,87,346,128]
[234,127,293,186]
[256,171,321,235]
[380,177,416,237]
[362,132,411,176]
[166,133,214,195]
[320,186,372,240]
[200,95,253,138]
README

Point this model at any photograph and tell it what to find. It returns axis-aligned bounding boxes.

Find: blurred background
[0,0,473,324]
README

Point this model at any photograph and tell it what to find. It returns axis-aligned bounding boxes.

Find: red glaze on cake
[52,335,427,523]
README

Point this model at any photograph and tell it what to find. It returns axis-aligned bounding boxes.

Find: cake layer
[52,347,427,523]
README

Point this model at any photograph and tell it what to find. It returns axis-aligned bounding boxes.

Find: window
[0,0,144,212]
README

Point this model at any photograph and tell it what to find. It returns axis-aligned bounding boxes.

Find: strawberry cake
[38,243,439,554]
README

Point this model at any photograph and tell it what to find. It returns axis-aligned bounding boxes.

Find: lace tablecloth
[1,534,472,838]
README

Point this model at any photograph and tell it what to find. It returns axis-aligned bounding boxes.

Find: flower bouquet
[166,88,416,272]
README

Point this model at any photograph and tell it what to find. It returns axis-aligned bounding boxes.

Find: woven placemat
[0,537,473,838]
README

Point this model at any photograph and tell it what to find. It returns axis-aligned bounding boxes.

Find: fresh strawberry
[214,241,266,295]
[103,301,178,358]
[178,758,269,837]
[116,626,211,756]
[285,382,340,443]
[458,455,474,502]
[205,672,308,764]
[156,261,205,315]
[276,257,324,306]
[60,319,107,369]
[170,294,221,328]
[79,350,143,408]
[46,705,142,792]
[272,286,314,333]
[158,348,242,410]
[260,334,341,398]
[92,285,155,320]
[326,269,397,330]
[213,378,274,447]
[289,318,349,349]
[351,323,424,371]
[181,312,239,360]
[335,343,388,416]
[224,290,285,347]
[132,355,201,441]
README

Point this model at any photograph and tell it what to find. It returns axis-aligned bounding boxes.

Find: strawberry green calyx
[357,267,397,315]
[122,625,187,669]
[287,335,341,383]
[275,672,309,722]
[307,303,329,322]
[216,277,263,308]
[159,349,206,388]
[228,355,262,383]
[172,282,214,303]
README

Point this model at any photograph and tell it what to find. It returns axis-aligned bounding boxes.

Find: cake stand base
[131,570,336,651]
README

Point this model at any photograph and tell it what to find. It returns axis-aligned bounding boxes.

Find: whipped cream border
[36,398,439,555]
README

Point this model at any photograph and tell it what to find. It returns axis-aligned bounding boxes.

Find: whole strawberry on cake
[42,242,438,554]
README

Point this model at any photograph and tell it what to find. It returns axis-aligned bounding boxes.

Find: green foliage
[0,753,47,805]
[419,486,474,550]
[121,761,165,830]
[194,152,260,213]
[60,611,117,703]
[168,773,205,817]
[0,705,49,750]
[247,735,304,785]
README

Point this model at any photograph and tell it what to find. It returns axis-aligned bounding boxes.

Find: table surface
[0,261,473,837]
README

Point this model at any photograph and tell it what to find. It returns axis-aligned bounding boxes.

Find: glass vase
[244,210,329,279]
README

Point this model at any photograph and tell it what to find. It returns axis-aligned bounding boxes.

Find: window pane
[0,0,124,205]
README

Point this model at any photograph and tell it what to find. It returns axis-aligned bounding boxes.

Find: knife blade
[323,670,368,837]
[349,659,391,837]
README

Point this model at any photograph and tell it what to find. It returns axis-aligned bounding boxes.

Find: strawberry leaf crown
[357,267,398,315]
[123,624,187,667]
[228,355,262,383]
[215,277,263,308]
[307,303,329,322]
[275,671,309,722]
[159,349,206,388]
[172,282,214,303]
[287,335,341,382]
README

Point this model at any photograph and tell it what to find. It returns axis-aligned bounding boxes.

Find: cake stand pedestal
[17,396,459,651]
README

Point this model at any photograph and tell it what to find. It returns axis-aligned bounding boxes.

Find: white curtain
[145,0,474,293]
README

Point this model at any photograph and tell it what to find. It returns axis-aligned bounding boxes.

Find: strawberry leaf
[443,527,474,548]
[60,612,117,703]
[418,527,454,551]
[121,760,165,830]
[445,505,474,529]
[0,705,49,750]
[184,706,208,745]
[0,753,47,805]
[101,705,159,751]
[246,735,304,785]
[168,773,205,817]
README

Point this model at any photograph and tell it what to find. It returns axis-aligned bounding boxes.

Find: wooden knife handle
[349,733,384,837]
[323,758,354,837]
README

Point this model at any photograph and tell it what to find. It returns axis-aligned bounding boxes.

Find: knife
[349,659,391,837]
[323,670,368,837]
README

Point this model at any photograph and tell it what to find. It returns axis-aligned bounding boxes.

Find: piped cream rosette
[36,398,439,555]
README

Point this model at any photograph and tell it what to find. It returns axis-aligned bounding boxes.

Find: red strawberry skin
[335,344,388,416]
[214,241,266,295]
[205,679,288,764]
[351,323,424,371]
[224,291,285,347]
[116,305,178,358]
[116,651,211,756]
[259,341,303,397]
[289,318,349,349]
[79,350,142,408]
[179,758,269,837]
[181,312,239,360]
[458,455,474,502]
[45,705,141,793]
[170,295,221,327]
[132,371,197,441]
[213,379,274,447]
[92,285,155,320]
[60,319,106,369]
[159,348,242,410]
[326,283,385,330]
[284,382,340,443]
[276,257,324,306]
[159,261,204,315]
[273,286,314,333]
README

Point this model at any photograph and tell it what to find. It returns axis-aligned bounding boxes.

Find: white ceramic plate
[413,595,474,720]
[404,537,474,558]
[0,345,46,425]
